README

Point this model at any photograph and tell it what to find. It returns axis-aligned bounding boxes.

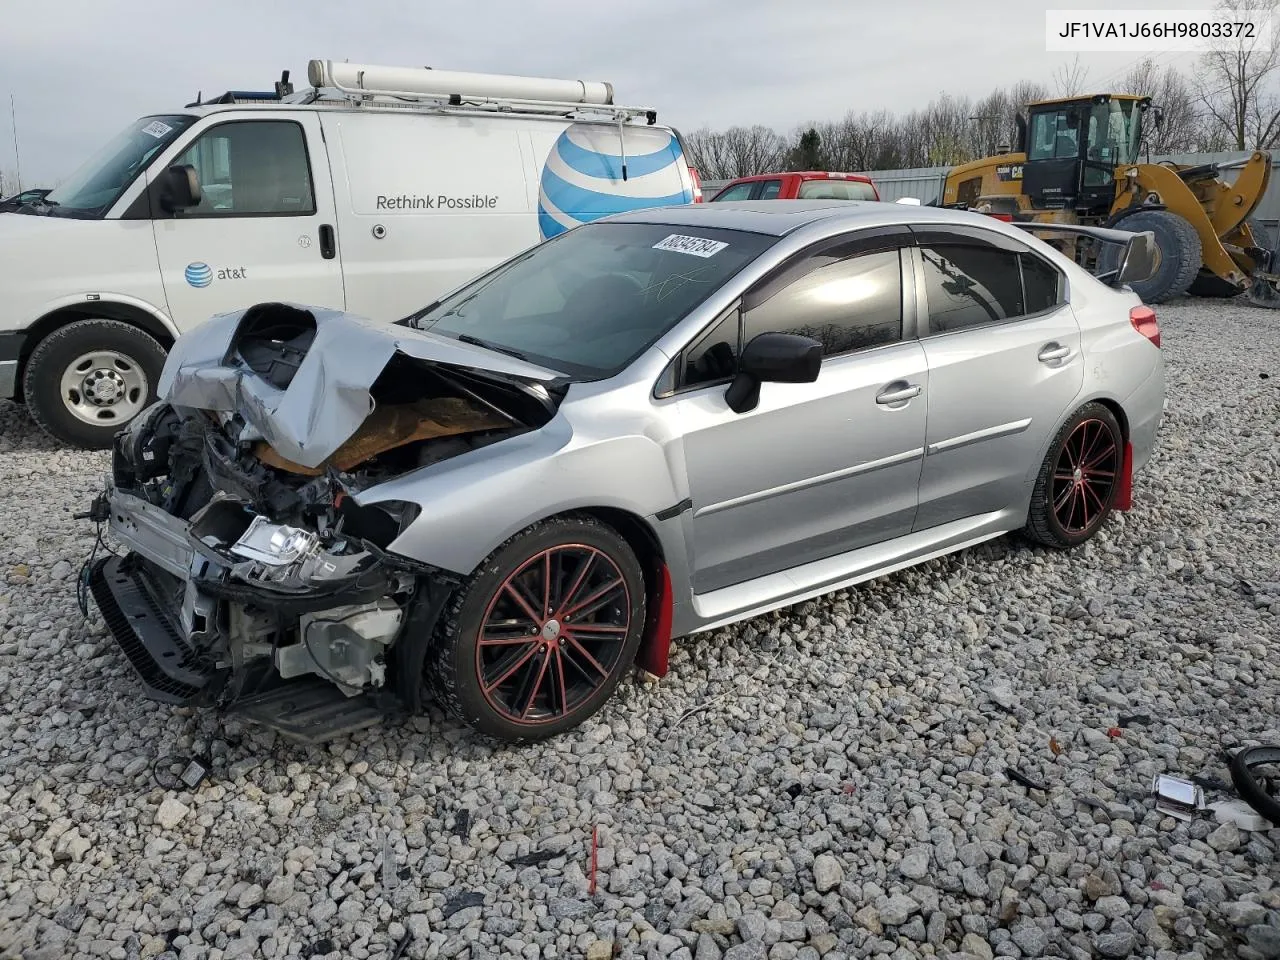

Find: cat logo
[996,164,1024,182]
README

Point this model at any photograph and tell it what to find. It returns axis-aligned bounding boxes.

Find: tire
[1229,745,1280,826]
[1187,270,1243,299]
[1100,210,1201,304]
[22,319,168,449]
[1023,403,1124,549]
[425,515,647,742]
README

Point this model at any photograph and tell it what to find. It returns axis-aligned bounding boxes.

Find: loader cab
[1022,94,1149,214]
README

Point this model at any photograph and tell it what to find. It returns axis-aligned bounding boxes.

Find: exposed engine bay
[84,302,564,741]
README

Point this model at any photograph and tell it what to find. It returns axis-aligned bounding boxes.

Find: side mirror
[159,164,201,213]
[724,332,821,414]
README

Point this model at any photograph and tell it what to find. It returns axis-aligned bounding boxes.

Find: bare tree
[1122,59,1203,152]
[0,167,16,198]
[1052,55,1090,97]
[1195,0,1280,148]
[686,125,787,178]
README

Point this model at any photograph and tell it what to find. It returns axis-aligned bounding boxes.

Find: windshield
[1028,99,1141,166]
[40,115,196,218]
[1086,99,1141,166]
[410,221,774,378]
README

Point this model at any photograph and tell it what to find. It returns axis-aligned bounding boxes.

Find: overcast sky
[0,0,1216,186]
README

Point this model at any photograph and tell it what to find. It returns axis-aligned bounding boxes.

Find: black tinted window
[758,179,783,199]
[919,244,1023,332]
[1021,253,1062,314]
[743,249,902,357]
[679,309,740,389]
[174,121,315,216]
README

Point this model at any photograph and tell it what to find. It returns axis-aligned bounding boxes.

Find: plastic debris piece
[588,825,599,896]
[1006,767,1049,792]
[1207,799,1272,832]
[382,831,398,891]
[1107,727,1123,739]
[1049,737,1063,757]
[1152,774,1204,821]
[441,891,484,918]
[508,850,557,867]
[452,808,472,839]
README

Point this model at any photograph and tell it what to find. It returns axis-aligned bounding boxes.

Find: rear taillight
[689,166,703,203]
[1130,305,1160,347]
[988,213,1014,222]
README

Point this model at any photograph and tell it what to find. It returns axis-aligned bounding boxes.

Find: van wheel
[425,516,646,742]
[22,319,168,449]
[1023,403,1124,549]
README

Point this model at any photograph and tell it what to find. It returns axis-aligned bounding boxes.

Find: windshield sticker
[141,120,173,139]
[652,234,729,258]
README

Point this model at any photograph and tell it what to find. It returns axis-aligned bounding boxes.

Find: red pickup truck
[708,171,879,202]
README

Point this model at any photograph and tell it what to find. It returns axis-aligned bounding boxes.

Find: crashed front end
[83,302,562,742]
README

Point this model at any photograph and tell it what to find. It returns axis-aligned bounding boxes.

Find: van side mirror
[724,332,821,414]
[159,164,201,213]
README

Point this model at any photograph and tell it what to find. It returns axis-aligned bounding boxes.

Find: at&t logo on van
[184,263,248,287]
[184,263,213,288]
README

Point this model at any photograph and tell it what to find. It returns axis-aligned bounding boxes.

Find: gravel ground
[1,298,1278,960]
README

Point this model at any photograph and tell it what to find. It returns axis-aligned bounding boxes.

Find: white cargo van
[0,60,703,447]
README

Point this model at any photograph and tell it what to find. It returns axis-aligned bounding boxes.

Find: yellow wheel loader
[942,94,1280,306]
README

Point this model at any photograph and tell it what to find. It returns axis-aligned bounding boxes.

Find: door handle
[1038,342,1072,363]
[319,224,336,260]
[876,382,922,405]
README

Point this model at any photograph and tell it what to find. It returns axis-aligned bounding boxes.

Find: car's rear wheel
[22,319,168,449]
[425,516,646,742]
[1023,403,1124,549]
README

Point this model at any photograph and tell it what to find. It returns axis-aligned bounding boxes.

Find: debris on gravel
[1,299,1278,959]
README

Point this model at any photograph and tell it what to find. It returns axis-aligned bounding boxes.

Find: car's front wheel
[1023,403,1124,549]
[425,516,646,742]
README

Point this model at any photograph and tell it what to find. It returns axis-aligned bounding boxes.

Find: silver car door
[665,228,929,594]
[908,224,1084,531]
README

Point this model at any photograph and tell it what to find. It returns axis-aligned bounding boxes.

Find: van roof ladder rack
[305,59,658,123]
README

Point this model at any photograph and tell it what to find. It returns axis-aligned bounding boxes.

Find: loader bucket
[1247,271,1280,308]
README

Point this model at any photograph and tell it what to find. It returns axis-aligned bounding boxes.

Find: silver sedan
[85,200,1166,744]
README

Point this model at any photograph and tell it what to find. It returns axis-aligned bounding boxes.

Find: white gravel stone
[154,797,190,830]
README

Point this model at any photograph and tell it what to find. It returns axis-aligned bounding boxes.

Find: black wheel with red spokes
[1024,403,1124,549]
[425,516,646,741]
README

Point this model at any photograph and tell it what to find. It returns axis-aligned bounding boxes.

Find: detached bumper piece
[89,555,222,705]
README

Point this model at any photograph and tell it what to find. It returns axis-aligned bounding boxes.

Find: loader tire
[1187,270,1243,299]
[1103,209,1201,304]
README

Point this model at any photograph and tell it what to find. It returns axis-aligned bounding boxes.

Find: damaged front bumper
[88,484,435,741]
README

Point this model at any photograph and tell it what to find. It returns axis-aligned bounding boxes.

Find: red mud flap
[636,563,674,678]
[1113,441,1134,511]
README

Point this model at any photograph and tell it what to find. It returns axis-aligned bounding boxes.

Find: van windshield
[37,115,196,218]
[408,221,774,378]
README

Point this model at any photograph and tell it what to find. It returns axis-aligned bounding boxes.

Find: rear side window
[797,179,876,201]
[917,240,1064,334]
[711,182,755,202]
[1020,253,1063,314]
[743,249,903,357]
[172,120,315,217]
[919,245,1023,332]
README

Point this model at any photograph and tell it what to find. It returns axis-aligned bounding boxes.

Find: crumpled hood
[159,303,564,469]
